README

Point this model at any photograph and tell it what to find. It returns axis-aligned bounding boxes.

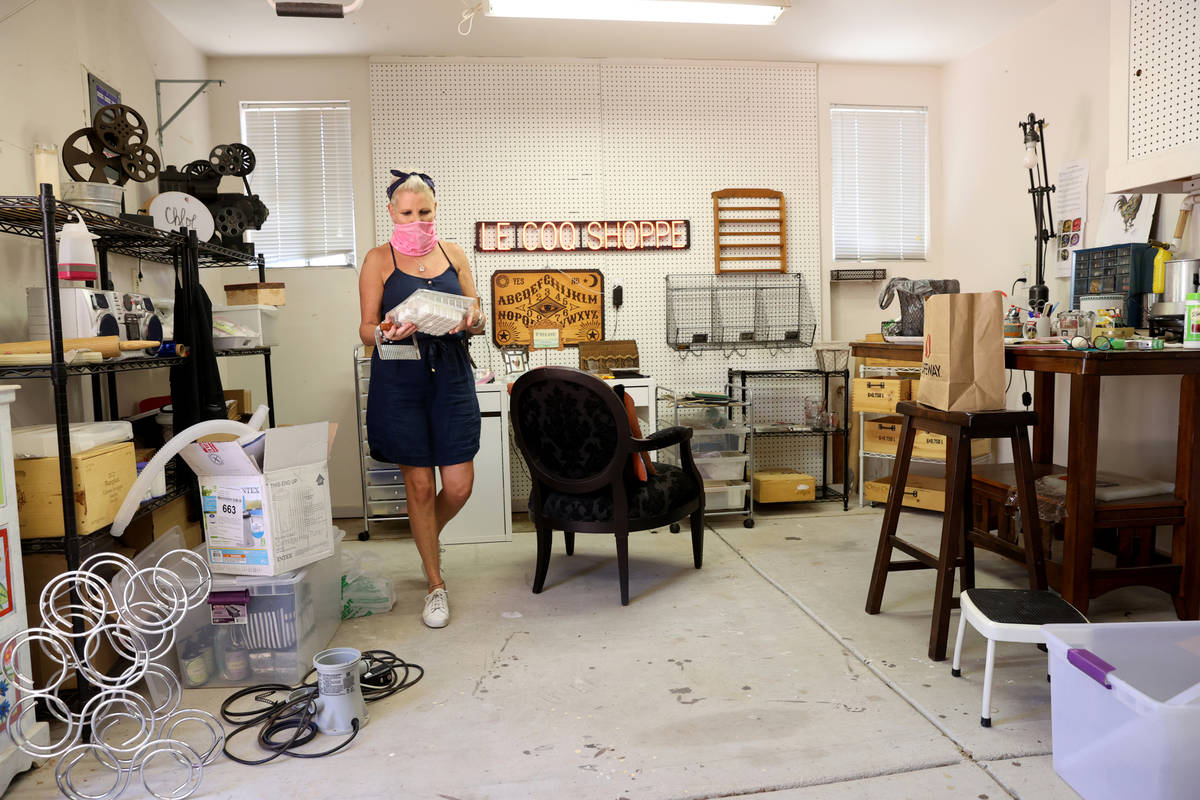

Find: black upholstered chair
[509,367,705,605]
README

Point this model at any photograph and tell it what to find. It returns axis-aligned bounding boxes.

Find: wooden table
[851,340,1200,618]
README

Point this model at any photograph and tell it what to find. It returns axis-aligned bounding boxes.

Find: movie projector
[156,143,269,253]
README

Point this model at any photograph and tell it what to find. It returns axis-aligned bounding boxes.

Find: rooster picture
[1115,194,1143,232]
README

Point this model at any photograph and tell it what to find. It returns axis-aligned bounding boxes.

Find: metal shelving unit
[729,368,850,511]
[856,363,989,507]
[659,385,755,528]
[0,188,274,704]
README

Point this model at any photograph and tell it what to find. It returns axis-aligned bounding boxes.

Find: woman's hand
[380,319,417,341]
[449,306,485,336]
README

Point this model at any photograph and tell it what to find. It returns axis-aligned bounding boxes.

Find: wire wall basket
[666,273,815,351]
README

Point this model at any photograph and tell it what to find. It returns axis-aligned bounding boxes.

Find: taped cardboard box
[181,422,334,577]
[15,442,136,538]
[753,469,816,503]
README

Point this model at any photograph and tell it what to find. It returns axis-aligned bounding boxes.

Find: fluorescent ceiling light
[486,0,789,26]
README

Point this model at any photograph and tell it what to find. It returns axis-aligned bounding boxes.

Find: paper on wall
[1052,160,1089,278]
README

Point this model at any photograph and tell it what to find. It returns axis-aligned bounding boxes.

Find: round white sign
[147,191,216,242]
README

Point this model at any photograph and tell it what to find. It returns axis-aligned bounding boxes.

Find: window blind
[240,101,355,268]
[830,105,928,261]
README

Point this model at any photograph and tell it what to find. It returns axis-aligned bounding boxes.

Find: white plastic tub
[212,304,280,347]
[693,451,749,481]
[704,479,748,511]
[1043,621,1200,800]
[13,421,132,457]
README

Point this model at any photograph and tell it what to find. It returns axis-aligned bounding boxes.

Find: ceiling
[148,0,1058,64]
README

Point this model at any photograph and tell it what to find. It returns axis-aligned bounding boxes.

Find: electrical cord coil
[219,649,423,765]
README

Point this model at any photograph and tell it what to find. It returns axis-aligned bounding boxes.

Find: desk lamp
[1019,113,1055,314]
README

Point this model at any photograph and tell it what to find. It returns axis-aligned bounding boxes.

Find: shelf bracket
[155,78,225,152]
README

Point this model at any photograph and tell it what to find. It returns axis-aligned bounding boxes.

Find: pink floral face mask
[391,220,437,257]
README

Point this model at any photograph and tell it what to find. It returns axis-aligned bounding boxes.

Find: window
[830,105,928,261]
[240,101,355,268]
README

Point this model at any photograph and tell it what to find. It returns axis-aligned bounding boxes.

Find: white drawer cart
[353,347,512,544]
[0,385,48,793]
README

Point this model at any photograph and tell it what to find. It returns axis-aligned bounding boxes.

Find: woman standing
[358,171,486,628]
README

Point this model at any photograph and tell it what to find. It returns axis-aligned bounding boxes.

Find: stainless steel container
[61,181,124,217]
[1141,292,1162,328]
[1150,259,1200,318]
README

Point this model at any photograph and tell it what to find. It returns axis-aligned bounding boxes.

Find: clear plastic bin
[690,426,749,453]
[693,451,749,481]
[387,289,477,336]
[13,421,132,458]
[172,528,343,688]
[704,480,748,510]
[211,304,279,347]
[1043,621,1200,800]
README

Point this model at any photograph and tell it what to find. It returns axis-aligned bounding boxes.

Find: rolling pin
[0,336,161,358]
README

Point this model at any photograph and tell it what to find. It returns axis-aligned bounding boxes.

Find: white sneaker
[422,588,449,628]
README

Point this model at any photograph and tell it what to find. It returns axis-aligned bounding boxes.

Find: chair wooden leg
[615,532,630,606]
[959,435,976,593]
[690,508,704,568]
[929,428,966,661]
[564,531,575,555]
[866,416,918,614]
[532,527,552,593]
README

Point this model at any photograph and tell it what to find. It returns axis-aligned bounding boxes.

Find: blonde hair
[388,173,435,206]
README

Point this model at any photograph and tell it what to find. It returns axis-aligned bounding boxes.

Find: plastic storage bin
[693,451,749,481]
[704,480,748,510]
[12,421,132,458]
[172,528,344,688]
[690,426,749,453]
[211,304,280,347]
[1043,621,1200,800]
[387,289,477,335]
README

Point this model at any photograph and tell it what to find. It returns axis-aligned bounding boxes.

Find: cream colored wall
[819,63,944,342]
[0,0,211,425]
[201,56,374,516]
[941,0,1193,481]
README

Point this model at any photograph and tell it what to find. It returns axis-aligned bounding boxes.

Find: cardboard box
[181,422,334,576]
[224,282,286,306]
[22,553,118,688]
[224,389,251,420]
[753,469,816,503]
[863,474,946,511]
[852,377,913,414]
[862,416,990,460]
[15,442,137,538]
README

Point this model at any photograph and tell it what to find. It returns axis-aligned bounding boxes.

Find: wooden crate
[863,474,946,511]
[861,332,921,368]
[862,415,989,460]
[852,377,912,413]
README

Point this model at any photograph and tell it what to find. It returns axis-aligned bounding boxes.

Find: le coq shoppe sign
[476,219,690,252]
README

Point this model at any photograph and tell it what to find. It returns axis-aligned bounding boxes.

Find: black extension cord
[220,649,424,765]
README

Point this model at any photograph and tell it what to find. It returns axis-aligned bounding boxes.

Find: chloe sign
[476,219,690,253]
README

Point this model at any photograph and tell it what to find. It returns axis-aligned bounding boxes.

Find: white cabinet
[1106,0,1200,192]
[0,385,48,793]
[441,383,512,545]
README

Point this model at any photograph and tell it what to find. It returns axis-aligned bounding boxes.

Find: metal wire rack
[665,273,815,351]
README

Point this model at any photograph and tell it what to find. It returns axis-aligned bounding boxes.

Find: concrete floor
[7,505,1179,799]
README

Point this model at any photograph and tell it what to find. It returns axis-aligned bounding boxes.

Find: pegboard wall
[1128,0,1200,159]
[369,59,826,495]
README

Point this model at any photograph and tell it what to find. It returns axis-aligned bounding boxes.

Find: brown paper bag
[916,292,1005,411]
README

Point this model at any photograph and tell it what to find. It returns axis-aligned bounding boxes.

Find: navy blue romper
[366,243,481,468]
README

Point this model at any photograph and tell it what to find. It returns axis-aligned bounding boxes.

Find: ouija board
[490,269,605,348]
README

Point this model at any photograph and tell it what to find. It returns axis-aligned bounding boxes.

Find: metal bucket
[61,181,124,217]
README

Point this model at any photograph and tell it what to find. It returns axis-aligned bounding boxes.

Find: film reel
[62,128,126,185]
[213,204,249,238]
[120,144,161,184]
[182,159,218,180]
[93,104,148,155]
[208,143,255,177]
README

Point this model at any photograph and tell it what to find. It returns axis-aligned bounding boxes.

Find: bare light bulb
[1023,141,1038,170]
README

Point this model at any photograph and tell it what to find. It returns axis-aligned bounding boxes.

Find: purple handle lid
[1068,648,1115,688]
[208,589,250,606]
